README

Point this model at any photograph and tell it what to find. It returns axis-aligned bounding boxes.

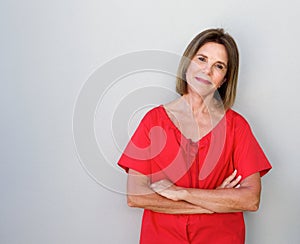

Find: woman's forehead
[196,42,228,63]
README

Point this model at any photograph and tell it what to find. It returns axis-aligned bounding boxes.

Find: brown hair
[176,28,239,110]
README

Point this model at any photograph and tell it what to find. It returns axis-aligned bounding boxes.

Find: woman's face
[186,42,228,96]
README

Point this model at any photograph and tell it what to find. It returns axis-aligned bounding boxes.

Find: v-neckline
[159,105,229,144]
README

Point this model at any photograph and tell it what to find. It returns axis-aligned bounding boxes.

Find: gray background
[1,0,299,243]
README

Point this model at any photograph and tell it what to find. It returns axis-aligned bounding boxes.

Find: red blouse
[118,105,272,244]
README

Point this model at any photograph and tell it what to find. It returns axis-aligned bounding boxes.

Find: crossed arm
[127,169,261,214]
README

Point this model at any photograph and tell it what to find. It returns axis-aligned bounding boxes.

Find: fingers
[217,169,242,189]
[150,180,181,201]
[235,184,241,189]
[224,169,237,184]
[217,170,236,188]
[225,175,242,188]
[150,179,173,193]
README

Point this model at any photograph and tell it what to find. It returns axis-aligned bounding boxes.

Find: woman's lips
[195,76,211,85]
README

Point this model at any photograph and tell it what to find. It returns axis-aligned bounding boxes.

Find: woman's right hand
[217,170,241,189]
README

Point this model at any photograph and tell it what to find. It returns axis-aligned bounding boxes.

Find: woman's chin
[187,83,215,97]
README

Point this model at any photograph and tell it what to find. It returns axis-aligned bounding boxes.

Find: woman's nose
[201,63,212,75]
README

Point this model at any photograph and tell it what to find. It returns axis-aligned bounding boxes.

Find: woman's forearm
[182,187,259,213]
[127,191,213,214]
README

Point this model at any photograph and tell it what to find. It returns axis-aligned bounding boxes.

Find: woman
[117,28,272,243]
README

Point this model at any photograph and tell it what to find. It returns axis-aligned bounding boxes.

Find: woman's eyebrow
[196,53,207,58]
[196,53,227,67]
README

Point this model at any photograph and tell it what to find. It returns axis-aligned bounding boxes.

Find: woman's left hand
[150,179,185,201]
[217,169,242,189]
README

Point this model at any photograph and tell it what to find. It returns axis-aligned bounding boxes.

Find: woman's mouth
[195,76,211,85]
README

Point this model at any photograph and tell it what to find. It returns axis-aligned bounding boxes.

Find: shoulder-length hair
[176,28,239,110]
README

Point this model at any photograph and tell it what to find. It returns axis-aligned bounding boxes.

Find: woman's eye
[215,64,225,70]
[198,56,206,62]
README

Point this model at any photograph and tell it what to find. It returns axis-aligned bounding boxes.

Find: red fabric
[118,105,272,243]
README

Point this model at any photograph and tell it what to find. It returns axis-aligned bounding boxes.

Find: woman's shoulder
[144,104,165,116]
[139,105,166,124]
[226,108,251,129]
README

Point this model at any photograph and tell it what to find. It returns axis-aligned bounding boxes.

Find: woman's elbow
[127,194,145,208]
[246,195,260,212]
[127,194,137,207]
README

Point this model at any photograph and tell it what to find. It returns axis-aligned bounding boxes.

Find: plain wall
[1,0,300,243]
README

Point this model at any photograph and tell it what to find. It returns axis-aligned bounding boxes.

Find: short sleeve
[117,111,152,175]
[233,117,272,179]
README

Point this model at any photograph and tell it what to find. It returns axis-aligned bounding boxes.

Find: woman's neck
[182,92,216,116]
